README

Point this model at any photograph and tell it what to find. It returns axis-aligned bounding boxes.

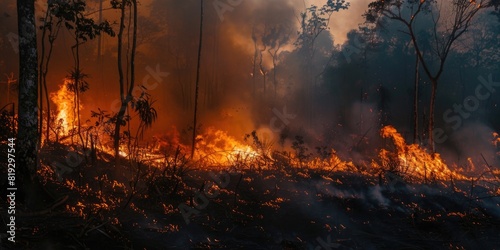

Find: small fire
[493,132,500,156]
[50,80,83,136]
[195,128,260,166]
[376,126,464,181]
[467,157,475,172]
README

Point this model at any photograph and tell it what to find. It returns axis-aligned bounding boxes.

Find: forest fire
[42,80,497,181]
[2,0,500,249]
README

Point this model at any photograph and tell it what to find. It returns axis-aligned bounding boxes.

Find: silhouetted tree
[38,0,113,146]
[113,0,138,165]
[263,25,291,99]
[38,2,56,145]
[17,0,39,204]
[294,1,349,123]
[191,0,204,159]
[365,0,496,151]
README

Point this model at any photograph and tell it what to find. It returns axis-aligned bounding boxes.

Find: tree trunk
[38,1,53,146]
[268,49,278,99]
[17,0,39,202]
[191,0,204,159]
[98,0,103,59]
[74,36,85,148]
[252,27,257,97]
[114,0,127,164]
[40,11,59,143]
[428,79,438,152]
[39,40,44,148]
[114,0,137,166]
[413,55,419,143]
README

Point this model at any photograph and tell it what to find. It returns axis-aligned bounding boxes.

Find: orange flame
[493,132,500,152]
[376,125,464,181]
[50,80,83,135]
[195,127,260,165]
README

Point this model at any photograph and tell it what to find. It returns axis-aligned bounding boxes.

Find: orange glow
[194,127,261,166]
[375,125,464,181]
[493,132,500,147]
[50,80,82,137]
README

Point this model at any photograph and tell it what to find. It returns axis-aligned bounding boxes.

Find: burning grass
[374,125,466,182]
[4,123,500,249]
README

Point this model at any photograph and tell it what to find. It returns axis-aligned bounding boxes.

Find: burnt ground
[1,143,500,249]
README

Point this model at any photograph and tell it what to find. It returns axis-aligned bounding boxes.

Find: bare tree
[365,0,497,151]
[113,0,138,165]
[38,1,63,144]
[191,0,204,159]
[251,26,258,97]
[295,1,349,121]
[258,42,267,95]
[263,25,291,99]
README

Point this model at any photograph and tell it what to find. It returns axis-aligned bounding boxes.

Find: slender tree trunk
[43,30,58,142]
[130,0,137,106]
[39,68,43,147]
[209,23,218,107]
[114,0,127,164]
[39,8,49,147]
[37,3,56,145]
[17,0,39,201]
[252,29,257,97]
[114,0,137,166]
[191,0,204,159]
[252,41,257,97]
[74,36,85,147]
[268,49,278,99]
[97,0,103,58]
[428,79,438,151]
[413,55,419,143]
[40,10,60,143]
[259,46,266,96]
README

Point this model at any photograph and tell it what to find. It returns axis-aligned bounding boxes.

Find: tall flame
[376,126,464,181]
[50,80,83,135]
